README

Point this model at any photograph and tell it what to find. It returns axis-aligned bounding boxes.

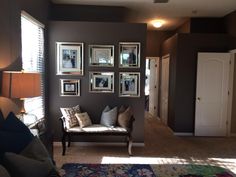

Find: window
[21,11,45,119]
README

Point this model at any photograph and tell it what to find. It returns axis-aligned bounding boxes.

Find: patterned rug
[60,163,235,177]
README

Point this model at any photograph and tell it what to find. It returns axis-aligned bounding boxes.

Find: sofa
[0,110,60,177]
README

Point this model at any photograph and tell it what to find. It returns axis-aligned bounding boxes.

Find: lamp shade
[2,71,41,98]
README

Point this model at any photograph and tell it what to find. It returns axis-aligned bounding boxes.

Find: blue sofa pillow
[0,109,4,125]
[0,112,31,134]
[0,131,33,157]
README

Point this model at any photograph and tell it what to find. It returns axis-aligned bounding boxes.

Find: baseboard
[53,142,145,147]
[173,132,194,136]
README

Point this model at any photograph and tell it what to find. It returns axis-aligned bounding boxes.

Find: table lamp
[1,71,41,122]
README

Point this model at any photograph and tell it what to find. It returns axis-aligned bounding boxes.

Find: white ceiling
[52,0,236,30]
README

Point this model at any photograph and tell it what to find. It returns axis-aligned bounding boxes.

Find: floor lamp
[1,71,41,122]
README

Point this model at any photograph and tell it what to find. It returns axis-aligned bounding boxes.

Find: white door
[195,52,231,136]
[148,57,159,117]
[160,55,170,125]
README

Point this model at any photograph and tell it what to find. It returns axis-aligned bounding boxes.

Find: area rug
[60,163,235,177]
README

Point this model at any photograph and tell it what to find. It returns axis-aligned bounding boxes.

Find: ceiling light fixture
[152,20,164,28]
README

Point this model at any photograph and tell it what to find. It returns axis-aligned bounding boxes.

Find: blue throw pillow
[0,112,31,134]
[0,131,33,157]
[0,109,4,125]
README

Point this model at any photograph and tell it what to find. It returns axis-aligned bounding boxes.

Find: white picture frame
[89,45,114,67]
[119,72,140,97]
[60,79,80,96]
[56,42,84,75]
[119,42,141,68]
[89,72,114,93]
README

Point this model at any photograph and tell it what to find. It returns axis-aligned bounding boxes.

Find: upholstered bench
[59,116,135,156]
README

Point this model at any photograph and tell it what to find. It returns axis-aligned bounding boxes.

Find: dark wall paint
[161,33,230,133]
[161,34,178,130]
[49,3,128,22]
[49,21,146,142]
[146,31,174,57]
[175,20,191,34]
[190,18,226,34]
[224,10,236,49]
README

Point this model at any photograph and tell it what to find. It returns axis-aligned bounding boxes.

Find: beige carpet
[54,113,236,174]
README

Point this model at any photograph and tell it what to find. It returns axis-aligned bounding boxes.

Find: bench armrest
[127,116,135,133]
[59,116,68,132]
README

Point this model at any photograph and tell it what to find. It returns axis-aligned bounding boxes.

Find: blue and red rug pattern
[60,163,235,177]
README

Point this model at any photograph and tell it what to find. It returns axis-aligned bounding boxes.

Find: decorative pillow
[75,112,92,128]
[117,107,133,129]
[0,109,4,125]
[100,106,110,124]
[60,105,81,128]
[0,112,32,134]
[118,105,126,114]
[3,152,53,177]
[0,165,11,177]
[0,131,33,156]
[21,137,53,165]
[100,106,117,127]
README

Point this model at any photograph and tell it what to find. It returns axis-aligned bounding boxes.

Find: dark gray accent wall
[49,21,146,142]
[49,3,128,22]
[146,31,174,57]
[161,33,230,133]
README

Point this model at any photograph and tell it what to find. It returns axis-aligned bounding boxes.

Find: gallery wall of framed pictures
[57,41,141,97]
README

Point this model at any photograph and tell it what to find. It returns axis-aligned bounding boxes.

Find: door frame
[228,49,236,136]
[146,57,159,118]
[160,54,170,125]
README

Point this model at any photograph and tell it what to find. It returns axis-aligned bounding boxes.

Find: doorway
[145,57,159,117]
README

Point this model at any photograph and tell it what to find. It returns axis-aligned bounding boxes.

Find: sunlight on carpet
[101,156,236,174]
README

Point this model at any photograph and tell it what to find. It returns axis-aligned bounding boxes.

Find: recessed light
[152,20,164,28]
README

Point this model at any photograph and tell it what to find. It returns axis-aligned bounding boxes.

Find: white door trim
[228,49,236,136]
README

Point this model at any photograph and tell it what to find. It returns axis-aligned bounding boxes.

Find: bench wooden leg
[68,134,71,147]
[127,135,133,156]
[62,133,66,156]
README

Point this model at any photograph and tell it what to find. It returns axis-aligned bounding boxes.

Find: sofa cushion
[117,106,133,129]
[68,124,128,133]
[21,137,53,164]
[0,130,33,156]
[0,165,11,177]
[60,105,81,128]
[100,106,117,127]
[0,112,32,134]
[3,152,53,177]
[75,112,92,128]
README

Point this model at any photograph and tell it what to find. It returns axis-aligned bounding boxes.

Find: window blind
[21,11,45,119]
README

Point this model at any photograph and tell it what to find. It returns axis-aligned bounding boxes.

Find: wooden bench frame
[59,116,135,156]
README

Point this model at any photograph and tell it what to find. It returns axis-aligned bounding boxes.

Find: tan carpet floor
[54,113,236,174]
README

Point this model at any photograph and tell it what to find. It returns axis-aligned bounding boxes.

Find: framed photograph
[56,42,84,75]
[89,45,114,67]
[60,79,80,96]
[89,72,114,93]
[119,42,141,68]
[119,72,140,97]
